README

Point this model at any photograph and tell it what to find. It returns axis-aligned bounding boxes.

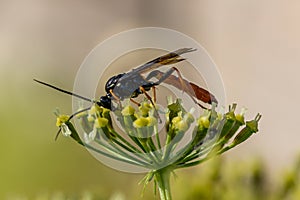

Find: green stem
[176,146,233,169]
[155,167,173,200]
[110,129,143,153]
[94,138,151,168]
[162,133,173,161]
[84,143,144,167]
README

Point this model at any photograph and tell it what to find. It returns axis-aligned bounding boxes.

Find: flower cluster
[55,99,261,199]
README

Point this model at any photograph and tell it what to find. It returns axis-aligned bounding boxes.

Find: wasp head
[98,94,112,110]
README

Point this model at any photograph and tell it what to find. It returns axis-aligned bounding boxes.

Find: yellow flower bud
[146,116,157,126]
[94,117,108,128]
[102,107,111,117]
[56,115,70,127]
[139,102,151,116]
[89,104,101,115]
[87,115,95,122]
[172,116,182,125]
[174,120,189,132]
[121,105,135,116]
[198,116,210,129]
[236,107,247,124]
[133,117,149,128]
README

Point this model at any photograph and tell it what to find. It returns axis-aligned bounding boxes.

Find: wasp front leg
[109,89,124,109]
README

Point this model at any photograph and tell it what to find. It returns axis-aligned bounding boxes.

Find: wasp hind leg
[139,86,155,106]
[146,67,208,109]
[130,98,141,106]
[152,86,157,103]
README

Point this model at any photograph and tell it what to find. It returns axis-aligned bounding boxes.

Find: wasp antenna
[185,47,197,53]
[173,48,197,55]
[34,79,94,103]
[68,107,91,121]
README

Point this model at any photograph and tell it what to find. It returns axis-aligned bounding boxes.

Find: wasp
[34,48,217,115]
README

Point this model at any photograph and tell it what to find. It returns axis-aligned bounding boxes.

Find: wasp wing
[120,48,196,81]
[110,48,201,103]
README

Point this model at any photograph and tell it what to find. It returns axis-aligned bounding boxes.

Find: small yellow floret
[172,116,182,125]
[87,115,95,122]
[94,117,109,128]
[174,120,189,132]
[236,107,247,123]
[198,116,210,129]
[133,117,149,128]
[56,115,70,127]
[235,114,245,124]
[89,104,101,115]
[102,107,111,115]
[146,116,157,126]
[121,105,135,116]
[139,102,151,116]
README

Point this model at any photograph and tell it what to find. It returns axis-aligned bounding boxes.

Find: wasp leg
[146,67,208,109]
[139,86,155,107]
[146,68,172,83]
[152,86,157,103]
[109,89,120,101]
[139,86,162,123]
[130,98,141,106]
[109,89,123,109]
[170,67,207,109]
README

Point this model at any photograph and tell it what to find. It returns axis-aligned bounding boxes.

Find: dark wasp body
[101,72,158,110]
[35,48,218,112]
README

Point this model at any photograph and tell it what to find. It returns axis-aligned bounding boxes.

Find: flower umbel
[54,100,261,200]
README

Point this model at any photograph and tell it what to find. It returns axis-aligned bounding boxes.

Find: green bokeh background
[1,0,300,199]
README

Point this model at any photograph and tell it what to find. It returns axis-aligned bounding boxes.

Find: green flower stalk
[54,99,261,200]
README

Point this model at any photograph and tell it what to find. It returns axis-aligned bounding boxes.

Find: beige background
[1,0,299,198]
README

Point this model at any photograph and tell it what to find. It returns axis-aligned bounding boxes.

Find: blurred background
[1,0,300,199]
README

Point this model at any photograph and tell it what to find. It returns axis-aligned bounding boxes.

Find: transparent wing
[120,48,196,81]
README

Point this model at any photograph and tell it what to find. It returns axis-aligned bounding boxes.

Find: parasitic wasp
[34,48,218,138]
